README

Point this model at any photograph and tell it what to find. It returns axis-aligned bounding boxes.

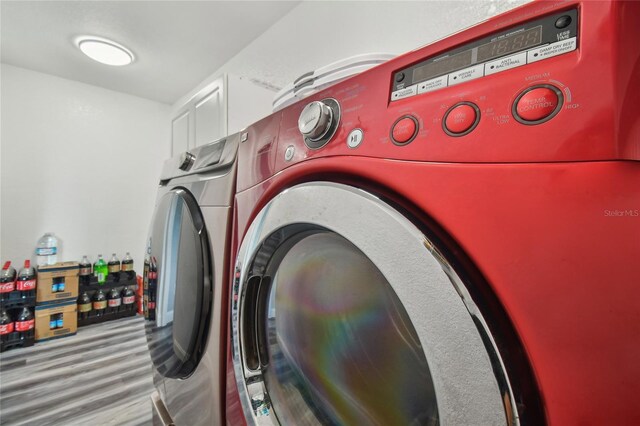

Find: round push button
[555,15,572,29]
[284,145,295,161]
[443,103,480,136]
[347,128,364,148]
[513,85,563,124]
[391,116,418,145]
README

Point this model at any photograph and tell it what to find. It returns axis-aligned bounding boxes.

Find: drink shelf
[77,306,137,327]
[79,272,138,293]
[78,271,139,327]
[0,293,36,310]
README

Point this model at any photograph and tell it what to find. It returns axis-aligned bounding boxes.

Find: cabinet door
[170,76,227,156]
[171,111,189,155]
[194,81,226,148]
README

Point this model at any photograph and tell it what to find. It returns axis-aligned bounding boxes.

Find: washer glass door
[145,188,212,379]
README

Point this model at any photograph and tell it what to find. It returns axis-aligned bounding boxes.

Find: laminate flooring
[0,316,154,426]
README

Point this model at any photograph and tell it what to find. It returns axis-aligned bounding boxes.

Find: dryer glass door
[146,188,211,379]
[233,183,515,426]
[262,231,436,425]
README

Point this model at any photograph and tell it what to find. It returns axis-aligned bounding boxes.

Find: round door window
[261,231,437,425]
[232,183,517,426]
[145,188,212,379]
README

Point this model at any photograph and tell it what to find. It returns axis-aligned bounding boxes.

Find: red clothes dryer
[226,1,640,425]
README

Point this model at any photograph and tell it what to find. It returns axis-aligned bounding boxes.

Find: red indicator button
[515,86,562,123]
[391,116,418,144]
[444,103,479,135]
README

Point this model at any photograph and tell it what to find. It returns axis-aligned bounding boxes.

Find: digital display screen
[477,26,542,62]
[412,49,472,84]
[410,25,543,84]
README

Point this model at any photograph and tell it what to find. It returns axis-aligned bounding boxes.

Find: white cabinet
[170,74,274,156]
[195,87,223,147]
[171,111,189,154]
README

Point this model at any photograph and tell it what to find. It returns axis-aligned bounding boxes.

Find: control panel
[160,133,241,183]
[391,9,578,102]
[239,0,640,192]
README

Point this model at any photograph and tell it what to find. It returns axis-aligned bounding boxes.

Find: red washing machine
[225,1,640,425]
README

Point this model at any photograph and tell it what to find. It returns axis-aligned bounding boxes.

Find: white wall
[1,64,170,272]
[210,0,530,91]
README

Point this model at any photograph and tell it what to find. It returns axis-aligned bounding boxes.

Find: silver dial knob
[298,101,333,141]
[179,152,195,171]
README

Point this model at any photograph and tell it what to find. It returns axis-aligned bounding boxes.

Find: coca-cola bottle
[107,287,121,314]
[15,307,34,340]
[79,255,92,285]
[108,253,121,281]
[147,256,157,321]
[121,286,136,312]
[121,252,134,280]
[16,260,36,300]
[77,292,92,320]
[0,309,14,344]
[93,289,107,317]
[0,262,16,302]
[142,245,151,319]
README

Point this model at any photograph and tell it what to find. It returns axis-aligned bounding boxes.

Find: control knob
[179,152,195,171]
[297,98,341,149]
[298,101,333,141]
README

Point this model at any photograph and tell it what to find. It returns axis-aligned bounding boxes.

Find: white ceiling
[0,1,300,104]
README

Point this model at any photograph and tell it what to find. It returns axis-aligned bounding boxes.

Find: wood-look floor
[0,316,154,426]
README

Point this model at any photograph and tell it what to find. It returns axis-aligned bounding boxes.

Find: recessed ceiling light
[76,36,134,66]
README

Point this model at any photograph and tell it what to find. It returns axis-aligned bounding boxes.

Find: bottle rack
[1,296,35,353]
[77,272,139,327]
[0,292,36,310]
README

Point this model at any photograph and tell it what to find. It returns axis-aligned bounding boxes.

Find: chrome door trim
[146,187,213,380]
[232,182,518,426]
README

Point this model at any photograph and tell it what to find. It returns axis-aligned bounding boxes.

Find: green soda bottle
[94,254,108,284]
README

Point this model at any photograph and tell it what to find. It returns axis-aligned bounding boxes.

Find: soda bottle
[0,308,14,343]
[143,248,150,320]
[35,232,58,266]
[122,286,136,312]
[107,253,121,281]
[107,287,121,314]
[93,289,107,317]
[77,292,92,320]
[15,307,34,340]
[121,252,134,280]
[0,262,16,302]
[79,255,92,285]
[16,260,36,300]
[147,256,158,321]
[94,255,108,284]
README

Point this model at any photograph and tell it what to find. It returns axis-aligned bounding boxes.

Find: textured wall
[212,0,531,92]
